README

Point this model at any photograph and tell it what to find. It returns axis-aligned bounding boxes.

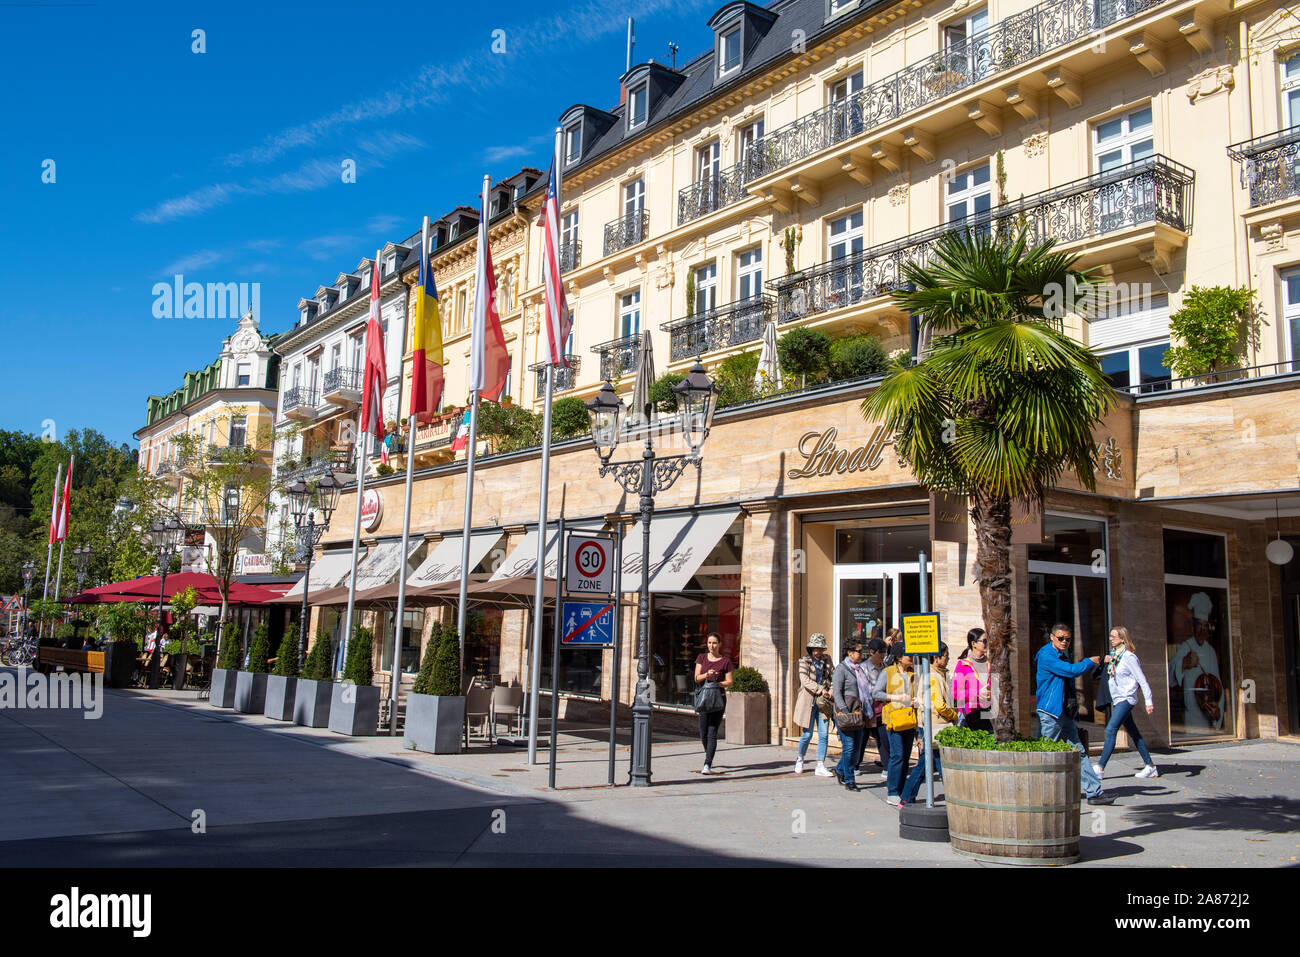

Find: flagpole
[528,128,565,764]
[389,218,429,734]
[40,463,61,639]
[455,390,479,681]
[52,455,74,604]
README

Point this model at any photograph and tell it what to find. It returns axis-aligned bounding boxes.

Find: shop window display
[1163,528,1232,740]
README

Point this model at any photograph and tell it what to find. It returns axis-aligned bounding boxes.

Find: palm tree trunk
[972,487,1016,741]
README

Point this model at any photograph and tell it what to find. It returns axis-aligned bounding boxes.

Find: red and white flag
[540,158,572,368]
[55,458,72,541]
[47,463,63,546]
[359,251,388,443]
[470,178,511,401]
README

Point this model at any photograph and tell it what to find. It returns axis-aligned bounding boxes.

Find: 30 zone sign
[565,534,614,595]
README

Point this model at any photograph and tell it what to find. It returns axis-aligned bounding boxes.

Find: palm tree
[862,228,1115,740]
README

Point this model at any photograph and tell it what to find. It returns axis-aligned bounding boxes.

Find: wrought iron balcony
[591,334,641,381]
[532,356,581,395]
[322,367,361,405]
[773,154,1194,324]
[283,386,319,420]
[691,0,1171,207]
[278,447,352,484]
[155,460,174,476]
[412,415,459,451]
[559,240,581,273]
[603,210,649,257]
[1227,125,1300,208]
[661,297,774,362]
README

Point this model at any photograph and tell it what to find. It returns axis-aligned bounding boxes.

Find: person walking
[858,637,889,778]
[1094,625,1159,780]
[952,628,993,733]
[832,640,870,791]
[693,633,734,775]
[793,634,835,777]
[874,648,919,806]
[1035,623,1112,805]
[900,644,959,805]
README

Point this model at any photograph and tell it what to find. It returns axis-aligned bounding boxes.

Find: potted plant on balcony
[294,629,334,727]
[724,666,770,745]
[264,622,299,721]
[234,620,270,713]
[209,619,241,708]
[1163,285,1260,385]
[403,621,465,754]
[329,624,381,736]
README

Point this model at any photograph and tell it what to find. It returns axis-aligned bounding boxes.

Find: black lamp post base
[629,680,654,787]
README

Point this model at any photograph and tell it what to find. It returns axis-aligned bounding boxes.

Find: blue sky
[0,0,717,447]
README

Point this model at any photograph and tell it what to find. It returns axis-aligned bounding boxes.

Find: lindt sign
[360,489,383,531]
[786,426,894,479]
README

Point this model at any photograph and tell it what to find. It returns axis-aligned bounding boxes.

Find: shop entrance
[832,562,930,661]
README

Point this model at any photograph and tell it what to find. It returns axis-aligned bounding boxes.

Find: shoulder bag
[835,694,865,731]
[884,670,917,732]
[694,680,726,714]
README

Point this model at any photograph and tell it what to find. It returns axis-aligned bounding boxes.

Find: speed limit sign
[565,533,614,595]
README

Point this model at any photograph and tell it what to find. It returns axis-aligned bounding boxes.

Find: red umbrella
[66,573,282,606]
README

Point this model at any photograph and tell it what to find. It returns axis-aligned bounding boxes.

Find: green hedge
[343,625,373,686]
[246,621,271,674]
[935,726,1076,752]
[301,630,334,682]
[273,622,299,677]
[730,665,768,694]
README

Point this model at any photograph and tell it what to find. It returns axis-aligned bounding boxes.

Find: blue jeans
[798,708,831,763]
[1099,699,1154,767]
[901,748,943,804]
[885,727,915,797]
[836,726,865,784]
[1038,709,1103,797]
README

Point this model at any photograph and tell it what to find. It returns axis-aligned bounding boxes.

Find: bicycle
[0,634,37,667]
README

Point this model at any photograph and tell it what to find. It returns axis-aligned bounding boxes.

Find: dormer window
[384,253,397,274]
[564,124,582,164]
[719,27,741,76]
[317,296,328,312]
[628,83,648,129]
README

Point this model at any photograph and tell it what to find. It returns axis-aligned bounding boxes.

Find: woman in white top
[1094,626,1159,779]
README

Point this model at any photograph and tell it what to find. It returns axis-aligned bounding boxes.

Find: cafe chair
[491,684,525,737]
[465,682,493,743]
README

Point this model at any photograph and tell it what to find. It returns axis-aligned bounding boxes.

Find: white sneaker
[815,762,833,777]
[880,770,888,780]
[886,794,901,806]
[794,757,804,774]
[1092,763,1104,779]
[701,765,710,775]
[1135,765,1159,779]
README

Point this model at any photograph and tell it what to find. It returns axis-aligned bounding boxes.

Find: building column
[739,499,787,741]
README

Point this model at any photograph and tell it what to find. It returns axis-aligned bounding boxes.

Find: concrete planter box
[209,668,238,708]
[264,675,298,721]
[404,693,465,754]
[724,692,770,745]
[293,678,333,727]
[328,682,380,736]
[233,671,269,713]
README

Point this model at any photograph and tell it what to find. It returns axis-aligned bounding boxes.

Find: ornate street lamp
[148,518,185,689]
[20,559,37,638]
[288,470,340,667]
[72,545,95,594]
[584,363,717,787]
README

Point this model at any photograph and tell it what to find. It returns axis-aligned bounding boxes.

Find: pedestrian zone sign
[902,612,941,655]
[561,600,615,647]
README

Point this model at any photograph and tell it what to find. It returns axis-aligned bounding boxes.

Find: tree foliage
[247,620,271,674]
[778,328,832,384]
[302,630,334,682]
[714,351,759,409]
[829,334,888,380]
[343,625,373,686]
[273,622,300,677]
[648,373,686,413]
[1164,285,1260,378]
[549,397,589,439]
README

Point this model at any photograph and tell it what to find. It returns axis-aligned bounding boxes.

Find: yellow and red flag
[411,216,445,423]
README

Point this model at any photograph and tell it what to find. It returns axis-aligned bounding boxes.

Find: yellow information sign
[902,612,941,655]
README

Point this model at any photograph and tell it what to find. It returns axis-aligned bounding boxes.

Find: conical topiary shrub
[247,621,271,674]
[429,621,461,697]
[272,622,299,678]
[343,625,373,686]
[302,630,334,682]
[218,619,242,670]
[412,621,443,695]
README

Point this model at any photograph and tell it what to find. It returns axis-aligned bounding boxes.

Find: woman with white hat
[793,633,835,776]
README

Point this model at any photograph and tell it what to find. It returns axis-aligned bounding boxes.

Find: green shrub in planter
[830,334,888,380]
[730,666,769,694]
[427,622,461,697]
[550,397,590,438]
[648,372,686,413]
[273,623,299,677]
[412,622,441,695]
[778,327,832,385]
[246,621,271,674]
[343,625,374,686]
[935,726,1075,751]
[163,637,203,656]
[302,630,334,682]
[217,622,242,670]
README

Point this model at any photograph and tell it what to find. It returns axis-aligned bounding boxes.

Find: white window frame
[619,290,642,337]
[1282,267,1300,363]
[1092,104,1154,172]
[718,26,742,77]
[564,124,582,163]
[236,362,251,387]
[828,208,865,260]
[561,209,578,248]
[1283,53,1300,128]
[384,253,397,275]
[739,119,765,163]
[1098,339,1172,394]
[696,141,721,184]
[946,160,993,223]
[736,246,763,301]
[628,83,648,129]
[694,262,719,314]
[623,178,645,217]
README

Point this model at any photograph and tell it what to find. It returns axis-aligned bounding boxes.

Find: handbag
[884,669,917,732]
[835,694,865,731]
[694,680,726,714]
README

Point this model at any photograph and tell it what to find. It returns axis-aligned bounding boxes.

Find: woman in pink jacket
[951,628,993,733]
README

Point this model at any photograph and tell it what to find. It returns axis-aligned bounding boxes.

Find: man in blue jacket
[1036,623,1113,806]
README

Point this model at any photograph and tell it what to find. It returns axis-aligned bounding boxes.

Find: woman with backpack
[874,648,920,806]
[793,634,835,776]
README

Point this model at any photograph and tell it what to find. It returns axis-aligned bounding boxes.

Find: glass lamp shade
[21,561,36,586]
[1266,537,1294,565]
[286,478,310,525]
[672,360,718,456]
[315,470,342,527]
[585,381,624,462]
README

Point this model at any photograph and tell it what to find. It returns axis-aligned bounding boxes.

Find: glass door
[833,561,933,661]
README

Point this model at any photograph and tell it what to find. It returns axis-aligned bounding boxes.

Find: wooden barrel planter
[940,746,1081,865]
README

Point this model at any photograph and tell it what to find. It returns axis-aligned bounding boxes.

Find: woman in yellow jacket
[872,651,921,804]
[900,644,960,806]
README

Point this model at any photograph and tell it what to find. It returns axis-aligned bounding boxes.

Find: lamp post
[147,518,185,689]
[584,359,717,786]
[20,559,36,637]
[287,470,341,668]
[72,546,94,642]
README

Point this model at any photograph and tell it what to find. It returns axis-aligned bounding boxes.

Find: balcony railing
[678,0,1171,224]
[412,416,459,450]
[283,386,319,415]
[278,447,352,483]
[591,334,642,381]
[661,297,774,362]
[603,210,649,257]
[322,367,360,396]
[1134,358,1300,395]
[1227,125,1300,208]
[559,240,581,273]
[532,356,581,395]
[773,155,1194,324]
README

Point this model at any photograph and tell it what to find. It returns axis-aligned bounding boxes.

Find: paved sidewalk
[2,680,1298,867]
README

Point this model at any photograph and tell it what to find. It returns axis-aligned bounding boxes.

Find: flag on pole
[47,464,63,546]
[469,182,511,402]
[450,410,472,452]
[360,251,388,443]
[540,161,573,368]
[411,217,446,423]
[55,458,72,541]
